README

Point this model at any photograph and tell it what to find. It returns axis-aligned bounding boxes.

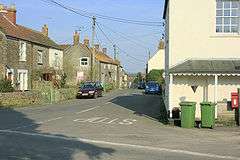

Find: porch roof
[169,59,240,75]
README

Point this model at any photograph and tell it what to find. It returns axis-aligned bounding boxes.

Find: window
[19,41,27,61]
[216,0,239,33]
[80,57,89,66]
[54,53,60,67]
[37,50,43,64]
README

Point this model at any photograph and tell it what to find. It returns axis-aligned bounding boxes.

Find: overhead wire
[96,22,146,64]
[41,0,164,27]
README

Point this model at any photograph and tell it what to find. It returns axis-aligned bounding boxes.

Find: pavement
[0,89,240,160]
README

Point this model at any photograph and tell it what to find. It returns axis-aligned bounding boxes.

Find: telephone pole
[113,44,117,60]
[91,16,96,81]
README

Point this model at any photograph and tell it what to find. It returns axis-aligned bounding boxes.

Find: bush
[147,69,164,84]
[0,79,14,93]
[104,83,114,92]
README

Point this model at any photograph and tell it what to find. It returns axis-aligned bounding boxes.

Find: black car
[77,82,104,99]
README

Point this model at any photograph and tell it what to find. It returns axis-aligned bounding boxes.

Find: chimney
[1,4,17,24]
[73,31,80,46]
[83,36,90,47]
[158,39,165,50]
[42,24,48,37]
[94,44,100,52]
[102,48,107,54]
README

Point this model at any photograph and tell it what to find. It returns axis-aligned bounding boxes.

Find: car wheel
[93,93,97,99]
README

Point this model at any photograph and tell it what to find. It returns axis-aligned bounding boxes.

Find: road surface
[0,89,239,160]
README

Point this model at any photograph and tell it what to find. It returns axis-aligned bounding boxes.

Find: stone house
[62,31,121,87]
[0,4,63,91]
[62,32,94,85]
[163,0,240,118]
[95,47,120,87]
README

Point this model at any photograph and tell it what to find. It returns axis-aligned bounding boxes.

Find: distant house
[0,4,63,91]
[147,40,164,73]
[62,32,94,85]
[62,31,121,87]
[95,47,120,87]
[164,0,240,118]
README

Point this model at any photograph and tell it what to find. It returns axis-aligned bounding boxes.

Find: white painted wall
[49,48,63,70]
[148,49,164,73]
[167,0,240,68]
[171,75,240,118]
[165,0,240,116]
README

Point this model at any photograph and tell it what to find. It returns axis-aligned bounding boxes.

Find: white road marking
[6,117,63,131]
[0,129,239,160]
[76,106,101,114]
[73,117,137,125]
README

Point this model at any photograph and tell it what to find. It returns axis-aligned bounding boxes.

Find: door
[18,70,28,91]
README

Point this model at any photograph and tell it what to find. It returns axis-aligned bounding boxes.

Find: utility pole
[113,44,120,89]
[113,44,117,60]
[91,16,96,81]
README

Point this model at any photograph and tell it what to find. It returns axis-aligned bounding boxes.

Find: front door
[18,69,28,91]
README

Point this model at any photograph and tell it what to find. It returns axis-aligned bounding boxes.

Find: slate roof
[169,59,240,74]
[0,14,61,50]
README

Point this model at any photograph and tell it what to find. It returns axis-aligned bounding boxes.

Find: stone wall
[0,91,43,107]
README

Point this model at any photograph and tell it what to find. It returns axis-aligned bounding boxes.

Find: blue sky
[1,0,165,73]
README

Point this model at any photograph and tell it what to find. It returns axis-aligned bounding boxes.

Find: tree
[146,69,164,84]
[133,72,143,84]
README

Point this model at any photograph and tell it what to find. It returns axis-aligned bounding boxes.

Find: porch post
[214,74,218,119]
[169,74,173,118]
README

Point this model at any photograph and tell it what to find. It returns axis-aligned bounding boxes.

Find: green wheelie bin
[180,102,196,128]
[200,102,216,129]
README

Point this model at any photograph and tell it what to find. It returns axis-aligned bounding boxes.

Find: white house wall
[148,49,165,73]
[167,0,240,68]
[171,75,240,118]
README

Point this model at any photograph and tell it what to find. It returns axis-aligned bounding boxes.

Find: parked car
[138,81,146,89]
[77,82,104,99]
[145,81,161,95]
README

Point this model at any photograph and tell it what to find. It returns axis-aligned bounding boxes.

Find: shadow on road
[110,93,168,124]
[0,108,115,160]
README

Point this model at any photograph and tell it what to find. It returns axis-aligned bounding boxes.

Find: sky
[1,0,165,73]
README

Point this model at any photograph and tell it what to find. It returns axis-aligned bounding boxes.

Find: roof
[170,59,240,74]
[0,14,61,50]
[163,0,169,19]
[59,44,71,50]
[95,51,119,65]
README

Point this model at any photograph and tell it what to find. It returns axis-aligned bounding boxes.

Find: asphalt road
[0,89,240,160]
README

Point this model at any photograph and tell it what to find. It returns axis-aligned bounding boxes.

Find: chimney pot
[102,48,107,54]
[73,31,80,46]
[83,36,90,47]
[42,24,48,37]
[158,39,165,50]
[94,44,100,51]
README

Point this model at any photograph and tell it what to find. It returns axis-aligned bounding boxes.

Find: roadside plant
[0,79,14,93]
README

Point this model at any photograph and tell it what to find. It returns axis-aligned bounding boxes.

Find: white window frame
[216,0,240,33]
[37,50,43,64]
[80,57,89,66]
[54,52,60,68]
[19,41,27,61]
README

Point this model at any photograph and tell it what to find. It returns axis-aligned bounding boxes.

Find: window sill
[210,33,240,38]
[19,60,27,62]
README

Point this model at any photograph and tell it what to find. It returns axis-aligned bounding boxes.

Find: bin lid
[200,102,216,106]
[179,101,196,106]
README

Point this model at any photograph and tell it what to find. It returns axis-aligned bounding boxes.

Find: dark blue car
[145,81,161,94]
